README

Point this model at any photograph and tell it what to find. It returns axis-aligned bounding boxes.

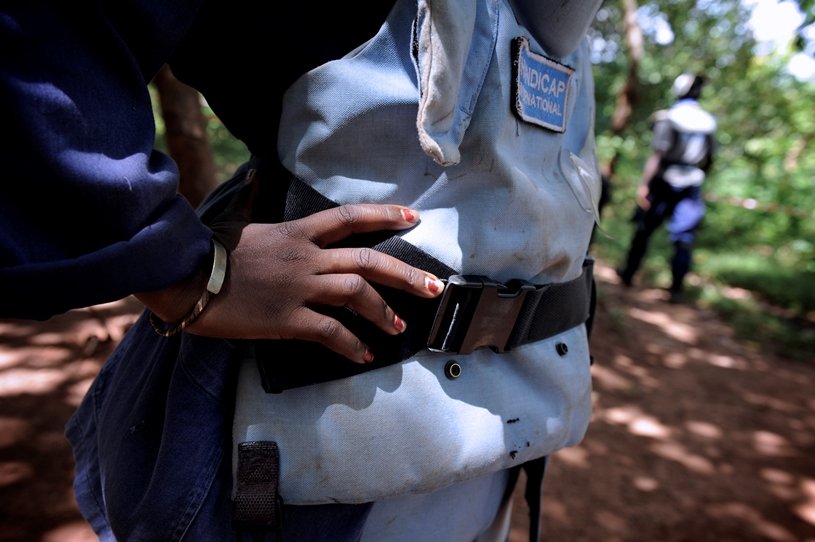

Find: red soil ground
[1,261,814,541]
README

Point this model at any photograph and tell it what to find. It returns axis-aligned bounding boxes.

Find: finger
[302,274,407,336]
[285,306,374,364]
[294,204,420,247]
[319,246,445,298]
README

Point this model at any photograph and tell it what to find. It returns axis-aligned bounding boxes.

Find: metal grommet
[444,360,462,380]
[555,342,569,357]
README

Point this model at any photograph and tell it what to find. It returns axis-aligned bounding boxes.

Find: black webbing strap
[523,457,548,542]
[232,441,283,538]
[496,457,548,542]
[251,175,594,393]
[506,262,593,350]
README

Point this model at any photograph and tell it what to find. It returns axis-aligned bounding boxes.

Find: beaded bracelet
[149,238,228,337]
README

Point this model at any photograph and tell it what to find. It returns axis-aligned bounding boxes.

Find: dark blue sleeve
[0,1,213,319]
[0,0,394,320]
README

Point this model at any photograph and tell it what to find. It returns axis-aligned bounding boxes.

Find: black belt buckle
[427,275,536,354]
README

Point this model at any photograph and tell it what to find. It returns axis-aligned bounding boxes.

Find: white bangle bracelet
[149,238,228,337]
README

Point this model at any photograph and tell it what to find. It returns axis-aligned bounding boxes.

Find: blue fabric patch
[512,37,573,133]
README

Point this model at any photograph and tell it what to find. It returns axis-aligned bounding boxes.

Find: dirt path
[2,260,814,541]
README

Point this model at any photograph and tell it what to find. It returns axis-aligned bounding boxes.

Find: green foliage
[149,83,249,182]
[700,282,815,362]
[702,251,815,312]
[200,103,250,181]
[591,0,815,360]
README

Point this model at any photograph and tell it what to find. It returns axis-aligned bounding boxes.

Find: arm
[636,151,663,210]
[0,2,443,364]
[636,112,673,210]
[0,2,213,319]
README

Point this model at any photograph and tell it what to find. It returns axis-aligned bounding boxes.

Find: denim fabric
[66,314,240,541]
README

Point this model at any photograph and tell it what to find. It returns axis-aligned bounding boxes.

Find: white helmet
[672,73,704,99]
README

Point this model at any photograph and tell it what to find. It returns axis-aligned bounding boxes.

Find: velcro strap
[252,174,593,393]
[232,441,283,533]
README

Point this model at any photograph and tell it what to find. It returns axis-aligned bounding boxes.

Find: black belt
[233,173,596,393]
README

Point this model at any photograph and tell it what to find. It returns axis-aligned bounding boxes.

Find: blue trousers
[619,178,705,293]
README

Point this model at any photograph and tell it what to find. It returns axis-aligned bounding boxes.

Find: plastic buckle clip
[427,275,536,354]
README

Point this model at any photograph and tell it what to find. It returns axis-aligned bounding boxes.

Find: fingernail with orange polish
[401,208,418,223]
[363,349,374,363]
[394,314,406,333]
[425,277,444,294]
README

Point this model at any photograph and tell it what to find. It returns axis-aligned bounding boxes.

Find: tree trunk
[153,64,217,209]
[603,0,644,180]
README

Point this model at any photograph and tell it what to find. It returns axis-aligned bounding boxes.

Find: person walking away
[616,73,717,303]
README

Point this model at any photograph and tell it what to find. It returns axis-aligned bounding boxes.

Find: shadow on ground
[510,262,815,542]
[1,261,813,541]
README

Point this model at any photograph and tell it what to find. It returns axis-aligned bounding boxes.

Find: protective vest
[232,0,601,509]
[653,98,717,188]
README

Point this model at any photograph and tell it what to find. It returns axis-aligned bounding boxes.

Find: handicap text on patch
[511,36,573,133]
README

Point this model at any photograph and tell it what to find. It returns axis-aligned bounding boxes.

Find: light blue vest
[234,0,601,506]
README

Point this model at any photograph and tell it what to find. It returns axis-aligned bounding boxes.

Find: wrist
[139,238,228,336]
